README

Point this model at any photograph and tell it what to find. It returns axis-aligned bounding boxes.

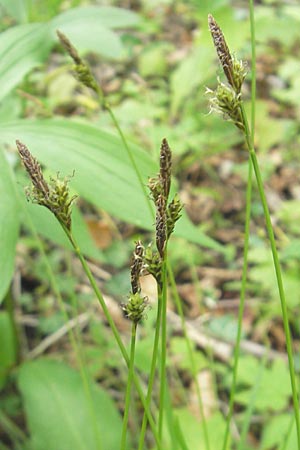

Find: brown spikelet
[208,14,235,91]
[130,241,144,294]
[56,30,82,65]
[160,138,172,200]
[16,140,49,196]
[156,194,167,258]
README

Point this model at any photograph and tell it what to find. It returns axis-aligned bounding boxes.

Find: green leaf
[235,358,291,412]
[0,6,139,102]
[0,311,17,389]
[52,6,139,30]
[18,359,125,450]
[162,410,229,450]
[170,46,214,116]
[0,118,223,252]
[0,150,20,303]
[0,0,29,23]
[52,12,124,59]
[261,413,297,450]
[0,23,52,102]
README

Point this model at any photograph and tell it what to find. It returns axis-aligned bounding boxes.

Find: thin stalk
[104,102,154,222]
[249,149,300,447]
[20,205,102,449]
[168,263,211,450]
[121,322,137,450]
[138,289,163,450]
[249,0,256,139]
[222,3,256,447]
[61,224,161,448]
[158,256,168,438]
[222,160,253,450]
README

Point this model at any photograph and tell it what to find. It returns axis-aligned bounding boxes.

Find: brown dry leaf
[177,283,202,318]
[86,218,114,249]
[188,369,216,419]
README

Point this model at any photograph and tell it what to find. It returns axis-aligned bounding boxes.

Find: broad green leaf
[0,311,17,389]
[0,149,20,303]
[0,0,29,23]
[51,15,123,59]
[18,359,125,450]
[0,6,139,102]
[161,410,229,450]
[235,358,291,412]
[170,46,215,116]
[21,201,104,262]
[0,23,52,102]
[261,414,297,450]
[0,118,223,252]
[52,6,139,30]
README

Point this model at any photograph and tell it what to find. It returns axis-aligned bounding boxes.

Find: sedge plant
[207,13,300,449]
[16,134,182,449]
[15,140,161,448]
[55,29,210,448]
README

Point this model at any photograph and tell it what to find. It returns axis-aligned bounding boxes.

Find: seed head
[130,240,144,295]
[122,292,148,324]
[208,14,247,94]
[160,138,172,200]
[56,30,102,98]
[16,140,76,230]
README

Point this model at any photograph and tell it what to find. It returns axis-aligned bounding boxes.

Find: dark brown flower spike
[16,140,49,197]
[208,14,247,95]
[130,240,144,295]
[160,138,172,200]
[156,194,167,258]
[208,14,235,91]
[16,140,76,230]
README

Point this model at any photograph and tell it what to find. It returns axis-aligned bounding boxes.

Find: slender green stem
[61,224,161,448]
[20,207,102,449]
[138,288,163,450]
[222,159,252,450]
[168,262,211,450]
[121,322,137,450]
[249,149,300,447]
[158,256,168,438]
[249,0,256,139]
[222,3,256,447]
[102,99,154,221]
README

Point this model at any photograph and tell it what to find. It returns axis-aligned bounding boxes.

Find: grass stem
[121,322,137,450]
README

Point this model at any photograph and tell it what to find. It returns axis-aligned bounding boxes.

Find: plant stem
[20,206,102,449]
[222,159,252,450]
[102,99,155,221]
[168,262,211,450]
[222,3,256,447]
[249,149,300,448]
[138,288,163,450]
[158,256,168,438]
[61,224,161,448]
[121,322,137,450]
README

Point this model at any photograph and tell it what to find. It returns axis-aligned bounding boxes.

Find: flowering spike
[130,241,144,294]
[16,140,50,197]
[160,138,172,200]
[56,30,102,98]
[208,14,235,90]
[16,140,76,230]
